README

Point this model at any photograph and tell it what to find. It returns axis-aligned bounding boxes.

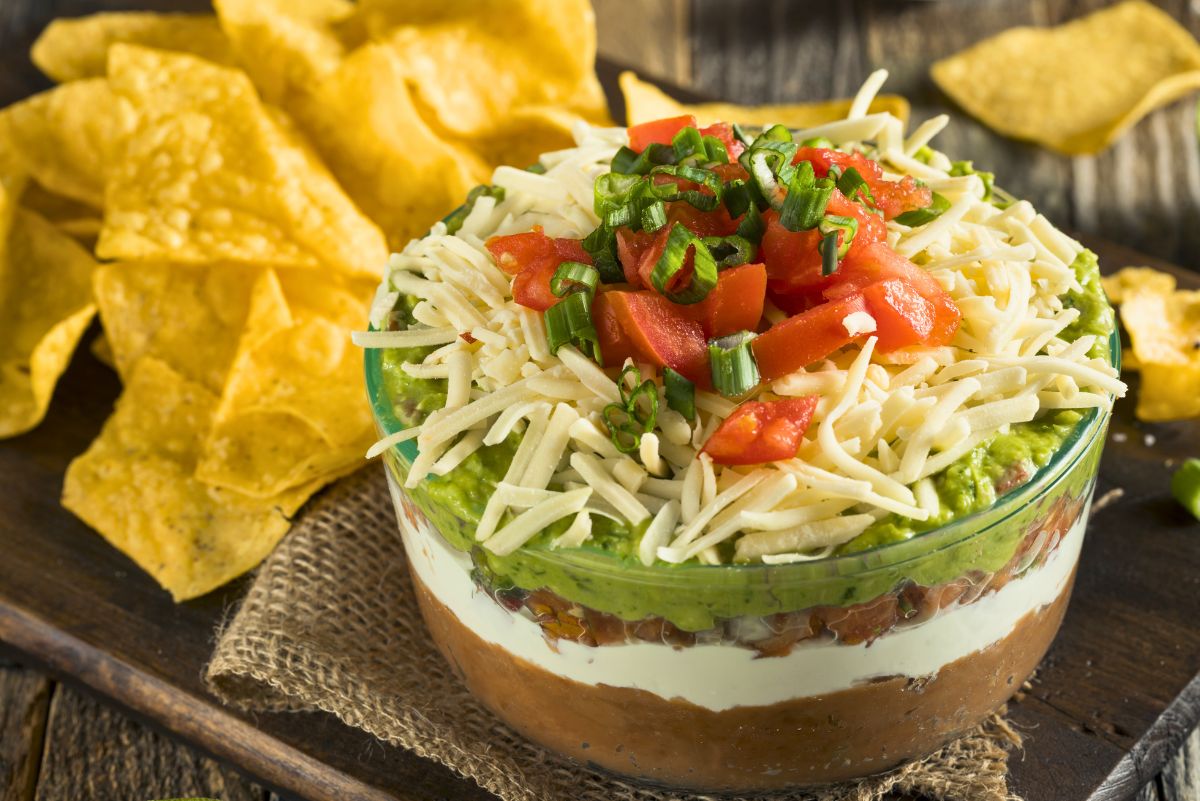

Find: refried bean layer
[412,567,1075,792]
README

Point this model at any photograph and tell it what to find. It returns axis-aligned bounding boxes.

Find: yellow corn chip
[20,182,102,240]
[213,0,353,108]
[196,270,374,496]
[296,43,486,248]
[0,79,131,209]
[31,12,237,83]
[366,0,609,137]
[1101,266,1178,304]
[466,105,583,175]
[90,333,115,369]
[620,71,910,128]
[931,1,1200,155]
[0,209,97,437]
[61,357,327,601]
[99,44,388,279]
[93,262,292,394]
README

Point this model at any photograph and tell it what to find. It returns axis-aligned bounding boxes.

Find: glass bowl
[366,299,1118,790]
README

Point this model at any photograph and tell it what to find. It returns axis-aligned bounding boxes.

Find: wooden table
[1,1,1199,800]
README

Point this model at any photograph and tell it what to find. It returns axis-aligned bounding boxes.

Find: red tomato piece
[593,290,639,367]
[681,262,767,338]
[616,227,655,286]
[826,242,960,346]
[751,293,870,381]
[760,192,886,304]
[486,230,592,311]
[702,396,819,465]
[628,114,697,152]
[860,279,935,351]
[793,146,932,220]
[603,290,709,383]
[666,200,740,238]
[699,122,745,159]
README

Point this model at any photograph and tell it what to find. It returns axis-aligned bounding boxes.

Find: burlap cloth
[205,467,1025,801]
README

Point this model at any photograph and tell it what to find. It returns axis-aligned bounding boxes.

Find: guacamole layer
[373,251,1114,631]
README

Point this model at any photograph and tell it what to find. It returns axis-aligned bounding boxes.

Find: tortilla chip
[213,0,353,107]
[297,43,486,248]
[99,45,387,279]
[620,71,911,128]
[1101,266,1177,304]
[61,357,326,600]
[90,333,115,369]
[466,105,582,173]
[0,79,131,209]
[0,210,97,437]
[92,262,292,393]
[931,1,1200,155]
[1113,271,1200,421]
[31,12,237,83]
[195,270,374,496]
[366,0,609,137]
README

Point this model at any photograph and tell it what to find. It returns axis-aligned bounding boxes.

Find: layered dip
[361,73,1125,790]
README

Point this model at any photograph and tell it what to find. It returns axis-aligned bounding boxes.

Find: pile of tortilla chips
[619,71,910,128]
[0,1,607,600]
[1102,267,1200,422]
[931,1,1200,155]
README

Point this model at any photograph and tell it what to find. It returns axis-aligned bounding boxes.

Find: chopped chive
[581,225,625,284]
[735,203,766,243]
[544,291,602,362]
[650,223,718,304]
[894,191,951,227]
[731,122,754,147]
[779,161,835,231]
[701,234,756,270]
[818,214,858,258]
[641,200,668,232]
[709,330,760,397]
[663,367,696,422]
[818,231,840,276]
[836,167,875,206]
[723,179,752,219]
[550,262,600,297]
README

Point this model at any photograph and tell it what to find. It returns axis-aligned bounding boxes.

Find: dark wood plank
[0,666,51,801]
[33,683,263,801]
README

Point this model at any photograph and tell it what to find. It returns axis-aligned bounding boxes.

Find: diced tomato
[666,200,740,238]
[793,146,932,220]
[861,279,936,351]
[634,225,670,290]
[602,290,709,383]
[627,114,697,152]
[702,396,819,465]
[827,242,960,346]
[760,192,886,304]
[680,262,766,338]
[486,230,592,311]
[751,293,870,381]
[698,122,745,159]
[593,290,639,367]
[711,161,750,184]
[616,227,655,286]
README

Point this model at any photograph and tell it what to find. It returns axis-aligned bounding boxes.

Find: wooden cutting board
[1,58,1199,801]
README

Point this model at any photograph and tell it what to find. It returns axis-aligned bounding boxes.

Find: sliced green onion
[700,135,729,164]
[836,167,874,206]
[702,234,756,270]
[755,124,794,146]
[525,163,547,175]
[819,230,839,276]
[722,179,752,219]
[612,142,675,175]
[626,378,659,431]
[550,262,600,297]
[800,136,833,148]
[912,145,935,165]
[818,214,858,258]
[779,161,835,231]
[443,184,505,234]
[663,367,696,422]
[594,172,645,219]
[544,291,602,362]
[649,164,723,212]
[894,191,951,227]
[672,126,706,163]
[748,149,788,210]
[736,203,766,243]
[603,403,642,453]
[650,223,718,304]
[709,330,760,397]
[641,200,668,232]
[731,123,754,147]
[581,225,625,284]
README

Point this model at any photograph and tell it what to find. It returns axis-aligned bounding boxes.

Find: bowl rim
[365,308,1119,581]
